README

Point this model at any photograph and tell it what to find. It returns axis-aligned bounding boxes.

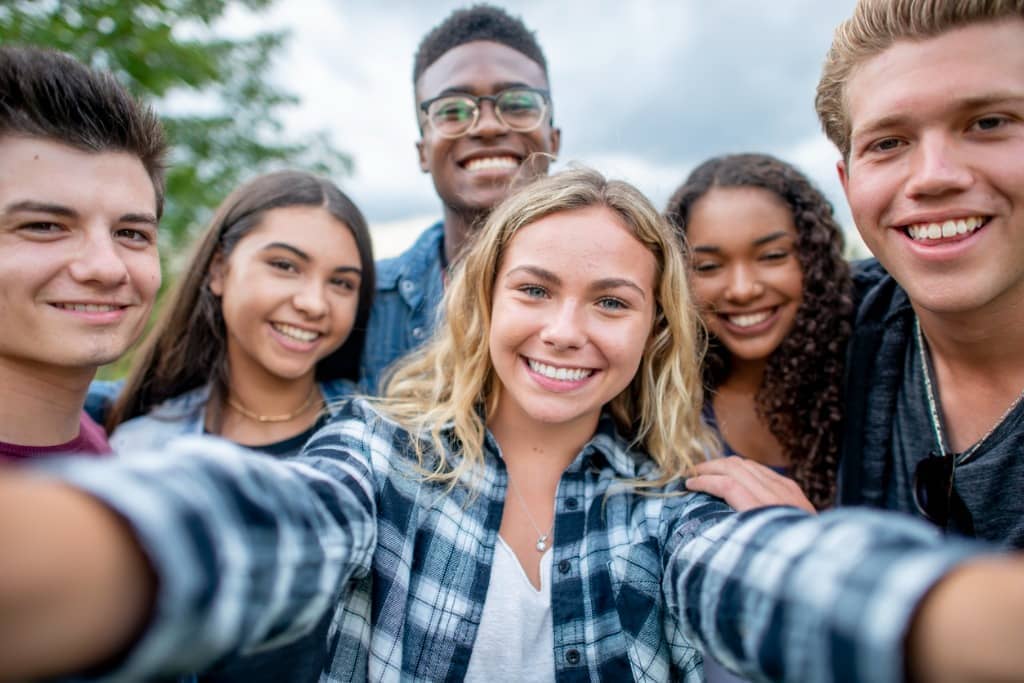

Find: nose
[468,98,506,137]
[538,299,587,350]
[67,229,129,287]
[723,263,765,304]
[292,279,328,319]
[905,132,973,198]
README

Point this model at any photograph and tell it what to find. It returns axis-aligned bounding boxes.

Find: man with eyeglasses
[359,5,560,392]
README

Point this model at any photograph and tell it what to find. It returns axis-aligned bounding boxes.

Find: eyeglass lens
[427,89,546,137]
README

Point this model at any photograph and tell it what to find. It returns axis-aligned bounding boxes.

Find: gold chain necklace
[507,477,554,553]
[227,386,320,424]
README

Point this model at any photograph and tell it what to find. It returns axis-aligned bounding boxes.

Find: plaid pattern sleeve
[36,420,378,683]
[663,504,983,683]
[36,399,988,682]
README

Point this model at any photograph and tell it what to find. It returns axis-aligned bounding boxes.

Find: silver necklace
[507,477,554,553]
[916,317,1024,465]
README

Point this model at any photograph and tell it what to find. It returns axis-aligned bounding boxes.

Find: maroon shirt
[0,411,111,462]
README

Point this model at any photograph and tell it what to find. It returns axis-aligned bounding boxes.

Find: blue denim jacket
[109,380,357,452]
[358,221,446,393]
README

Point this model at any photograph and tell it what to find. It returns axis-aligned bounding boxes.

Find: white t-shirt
[464,536,555,681]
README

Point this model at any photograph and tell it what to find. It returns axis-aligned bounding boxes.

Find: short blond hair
[816,0,1024,158]
[378,167,713,490]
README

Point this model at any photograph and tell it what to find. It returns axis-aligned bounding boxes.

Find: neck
[442,206,488,266]
[223,363,318,421]
[488,407,596,479]
[720,356,766,394]
[915,298,1024,380]
[0,357,92,446]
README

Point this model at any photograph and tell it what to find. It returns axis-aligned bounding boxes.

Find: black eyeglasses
[418,87,551,139]
[912,451,974,535]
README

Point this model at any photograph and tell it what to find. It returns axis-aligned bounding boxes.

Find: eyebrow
[505,265,647,299]
[692,230,791,253]
[435,81,534,98]
[262,242,362,274]
[854,92,1024,141]
[3,200,157,226]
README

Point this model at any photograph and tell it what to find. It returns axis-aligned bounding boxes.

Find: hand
[685,456,816,513]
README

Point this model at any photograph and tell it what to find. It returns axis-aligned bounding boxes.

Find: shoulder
[110,386,209,452]
[374,221,445,290]
[850,258,912,327]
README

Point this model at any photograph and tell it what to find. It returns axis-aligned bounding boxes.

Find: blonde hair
[816,0,1024,158]
[377,167,713,490]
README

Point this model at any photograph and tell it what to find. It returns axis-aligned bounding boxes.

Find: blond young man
[689,0,1024,550]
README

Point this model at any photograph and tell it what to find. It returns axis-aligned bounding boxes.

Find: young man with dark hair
[360,4,560,391]
[0,46,165,459]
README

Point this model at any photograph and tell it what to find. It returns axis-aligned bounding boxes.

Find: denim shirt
[109,380,357,453]
[43,398,982,683]
[359,221,446,393]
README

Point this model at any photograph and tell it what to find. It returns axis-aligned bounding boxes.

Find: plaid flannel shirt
[45,398,980,682]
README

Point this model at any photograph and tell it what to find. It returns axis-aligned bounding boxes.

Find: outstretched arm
[0,473,155,681]
[663,500,1017,682]
[0,412,377,682]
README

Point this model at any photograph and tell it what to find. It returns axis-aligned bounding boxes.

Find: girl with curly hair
[666,153,853,512]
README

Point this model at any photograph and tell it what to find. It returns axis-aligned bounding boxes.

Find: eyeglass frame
[417,87,553,139]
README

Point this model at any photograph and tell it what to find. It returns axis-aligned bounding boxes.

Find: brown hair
[108,171,375,431]
[666,153,853,508]
[816,0,1024,158]
[0,46,166,216]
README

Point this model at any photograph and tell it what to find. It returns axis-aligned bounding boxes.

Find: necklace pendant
[536,535,548,552]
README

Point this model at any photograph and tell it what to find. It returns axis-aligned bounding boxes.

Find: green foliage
[0,0,352,253]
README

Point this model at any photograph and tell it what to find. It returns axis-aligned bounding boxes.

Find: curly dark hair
[665,153,853,508]
[412,4,548,84]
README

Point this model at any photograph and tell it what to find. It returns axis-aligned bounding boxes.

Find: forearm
[908,555,1024,683]
[0,431,376,681]
[0,473,155,681]
[664,504,982,683]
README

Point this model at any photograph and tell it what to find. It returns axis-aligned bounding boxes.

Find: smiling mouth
[903,216,987,242]
[52,303,125,313]
[271,322,321,343]
[721,308,776,328]
[527,358,595,381]
[462,155,520,172]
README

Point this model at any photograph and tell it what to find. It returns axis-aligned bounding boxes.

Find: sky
[227,0,862,258]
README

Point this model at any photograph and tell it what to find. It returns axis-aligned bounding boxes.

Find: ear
[208,251,226,296]
[416,138,429,173]
[548,126,562,159]
[837,158,850,197]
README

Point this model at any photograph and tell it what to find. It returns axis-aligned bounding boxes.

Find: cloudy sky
[229,1,862,257]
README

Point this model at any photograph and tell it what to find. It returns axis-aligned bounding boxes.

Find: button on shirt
[42,398,981,682]
[359,222,446,393]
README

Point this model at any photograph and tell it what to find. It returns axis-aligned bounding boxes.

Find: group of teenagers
[1,0,1023,681]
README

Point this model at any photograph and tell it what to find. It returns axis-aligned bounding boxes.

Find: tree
[0,0,352,253]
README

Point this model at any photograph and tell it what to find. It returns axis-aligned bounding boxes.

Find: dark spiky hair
[413,4,548,84]
[0,46,167,217]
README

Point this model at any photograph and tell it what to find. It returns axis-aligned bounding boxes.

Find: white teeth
[528,359,593,381]
[56,303,119,312]
[464,156,519,172]
[906,216,984,241]
[272,323,319,342]
[727,310,772,328]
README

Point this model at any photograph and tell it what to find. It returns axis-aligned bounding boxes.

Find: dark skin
[414,40,561,265]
